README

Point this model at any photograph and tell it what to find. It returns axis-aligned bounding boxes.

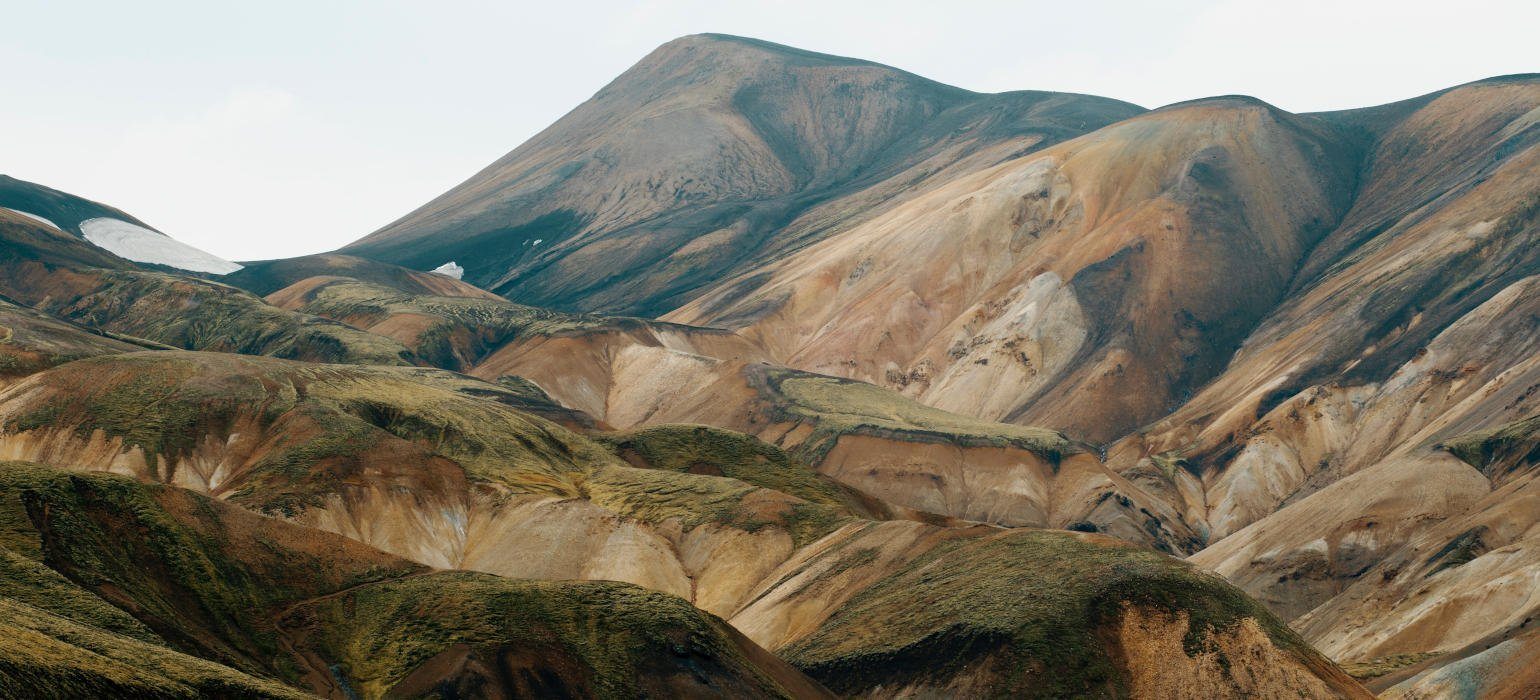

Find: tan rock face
[1112,606,1368,700]
[669,98,1358,443]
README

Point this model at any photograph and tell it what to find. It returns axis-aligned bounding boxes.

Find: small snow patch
[1,207,60,231]
[431,261,465,279]
[79,218,243,274]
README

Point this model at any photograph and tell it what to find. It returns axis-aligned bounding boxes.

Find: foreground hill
[0,349,1368,697]
[0,462,824,698]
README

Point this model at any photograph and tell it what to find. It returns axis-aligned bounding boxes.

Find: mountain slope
[0,208,416,366]
[343,33,1143,316]
[0,353,1367,697]
[0,175,241,274]
[0,462,825,698]
[670,95,1359,442]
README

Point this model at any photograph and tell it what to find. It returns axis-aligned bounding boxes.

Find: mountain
[5,31,1539,699]
[342,34,1143,316]
[329,36,1540,695]
[0,352,1367,697]
[0,175,241,275]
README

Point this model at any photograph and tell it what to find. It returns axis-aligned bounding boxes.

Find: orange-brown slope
[0,295,157,385]
[670,96,1359,443]
[475,327,1205,552]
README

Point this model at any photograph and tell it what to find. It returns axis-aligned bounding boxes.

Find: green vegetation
[31,269,415,366]
[0,299,148,379]
[0,545,160,644]
[0,460,814,698]
[749,366,1073,465]
[601,424,867,510]
[282,277,611,369]
[581,463,849,547]
[1340,652,1441,680]
[596,424,893,545]
[0,461,412,696]
[283,572,800,699]
[784,528,1314,697]
[3,353,289,475]
[1,355,868,548]
[1441,413,1540,475]
[0,599,310,700]
[0,462,421,676]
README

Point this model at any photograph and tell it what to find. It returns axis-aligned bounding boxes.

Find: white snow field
[79,217,243,274]
[1,207,61,230]
[431,261,465,279]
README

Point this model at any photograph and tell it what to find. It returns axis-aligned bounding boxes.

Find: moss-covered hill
[747,364,1075,465]
[778,526,1360,698]
[0,296,162,381]
[0,351,865,546]
[599,423,903,522]
[0,350,1372,697]
[226,252,504,299]
[0,213,416,367]
[0,462,829,698]
[1441,413,1540,478]
[263,275,611,370]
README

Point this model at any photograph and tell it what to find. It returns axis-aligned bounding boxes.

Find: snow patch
[430,261,465,279]
[79,218,242,274]
[1,207,60,231]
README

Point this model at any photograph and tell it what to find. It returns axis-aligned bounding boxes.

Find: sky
[3,0,1536,261]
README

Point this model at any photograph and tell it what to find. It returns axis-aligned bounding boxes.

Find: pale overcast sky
[3,0,1536,261]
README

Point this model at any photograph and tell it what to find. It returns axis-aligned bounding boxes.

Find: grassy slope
[0,461,822,699]
[225,253,500,298]
[783,527,1318,697]
[0,461,365,697]
[280,572,815,699]
[0,297,152,379]
[0,213,416,367]
[1441,413,1540,476]
[269,275,646,370]
[35,270,416,366]
[1,353,853,545]
[749,365,1074,464]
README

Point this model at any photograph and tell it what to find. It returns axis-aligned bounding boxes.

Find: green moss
[784,528,1311,697]
[3,355,863,549]
[283,572,795,699]
[0,599,310,699]
[229,409,382,516]
[1,354,291,474]
[0,545,161,644]
[1341,652,1440,680]
[1440,414,1540,474]
[0,462,421,678]
[586,425,865,546]
[749,366,1073,465]
[599,424,865,512]
[284,277,612,369]
[36,269,415,366]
